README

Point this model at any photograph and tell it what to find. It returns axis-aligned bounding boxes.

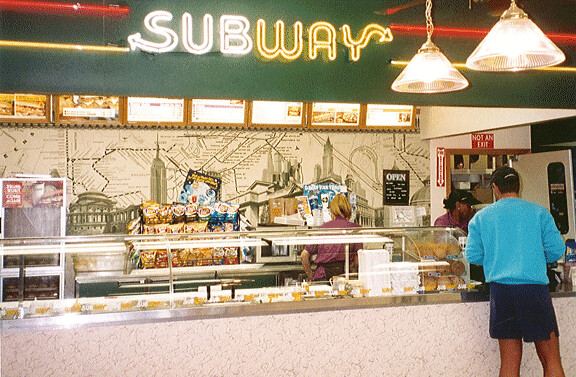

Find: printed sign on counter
[0,93,49,121]
[127,97,184,123]
[191,99,246,124]
[250,101,304,127]
[309,102,360,128]
[57,95,120,123]
[365,104,414,129]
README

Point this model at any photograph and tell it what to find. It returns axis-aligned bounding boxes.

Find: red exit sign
[472,133,494,149]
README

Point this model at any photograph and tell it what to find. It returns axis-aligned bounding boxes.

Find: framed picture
[55,95,121,125]
[307,102,361,130]
[363,104,415,130]
[0,93,51,123]
[190,99,248,127]
[249,100,305,128]
[125,97,186,126]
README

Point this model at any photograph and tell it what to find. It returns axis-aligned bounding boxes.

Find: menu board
[383,169,410,205]
[365,104,414,129]
[309,102,360,128]
[250,101,304,127]
[0,93,49,121]
[127,97,185,123]
[191,99,246,124]
[56,95,120,123]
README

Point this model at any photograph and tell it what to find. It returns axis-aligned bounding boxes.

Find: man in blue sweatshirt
[465,166,566,377]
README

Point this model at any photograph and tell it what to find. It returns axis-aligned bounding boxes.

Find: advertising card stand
[0,177,67,303]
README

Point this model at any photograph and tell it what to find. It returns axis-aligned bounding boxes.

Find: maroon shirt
[306,217,361,280]
[434,212,469,233]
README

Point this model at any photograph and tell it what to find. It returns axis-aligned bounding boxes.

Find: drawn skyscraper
[323,137,333,177]
[150,137,167,203]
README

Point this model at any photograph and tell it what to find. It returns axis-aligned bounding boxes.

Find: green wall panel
[0,0,575,108]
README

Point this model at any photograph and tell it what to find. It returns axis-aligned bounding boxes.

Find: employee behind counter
[301,193,361,282]
[434,189,480,233]
[434,189,485,288]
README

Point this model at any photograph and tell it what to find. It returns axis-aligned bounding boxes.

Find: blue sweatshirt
[465,197,565,285]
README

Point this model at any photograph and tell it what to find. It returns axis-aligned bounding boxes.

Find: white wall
[421,106,576,222]
[420,106,576,139]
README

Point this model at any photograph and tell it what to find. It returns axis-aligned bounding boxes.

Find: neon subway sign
[128,11,393,62]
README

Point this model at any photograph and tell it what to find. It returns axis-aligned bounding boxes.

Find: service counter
[1,291,574,376]
[1,227,574,375]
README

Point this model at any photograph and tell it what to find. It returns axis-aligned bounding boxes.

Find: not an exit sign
[472,133,494,149]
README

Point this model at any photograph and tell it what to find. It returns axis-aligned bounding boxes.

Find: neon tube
[390,24,576,44]
[390,60,576,72]
[0,40,130,52]
[0,0,130,17]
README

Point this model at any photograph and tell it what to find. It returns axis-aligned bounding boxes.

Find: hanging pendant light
[391,0,468,93]
[466,1,565,72]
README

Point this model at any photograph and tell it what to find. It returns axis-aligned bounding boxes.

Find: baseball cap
[491,166,520,187]
[443,189,481,209]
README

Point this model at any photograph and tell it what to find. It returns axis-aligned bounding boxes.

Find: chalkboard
[383,169,409,205]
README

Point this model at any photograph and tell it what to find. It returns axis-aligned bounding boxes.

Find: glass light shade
[391,40,469,93]
[466,2,565,71]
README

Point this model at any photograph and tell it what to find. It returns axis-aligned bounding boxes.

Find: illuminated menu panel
[0,93,49,120]
[191,99,246,124]
[127,97,184,123]
[58,95,120,122]
[366,104,414,128]
[310,102,360,127]
[251,101,304,126]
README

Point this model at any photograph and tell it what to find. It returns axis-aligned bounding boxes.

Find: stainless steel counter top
[3,290,573,333]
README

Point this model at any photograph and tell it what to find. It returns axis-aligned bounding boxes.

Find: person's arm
[301,249,314,281]
[541,210,567,263]
[465,216,484,265]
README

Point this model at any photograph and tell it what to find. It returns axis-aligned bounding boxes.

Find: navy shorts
[489,282,559,343]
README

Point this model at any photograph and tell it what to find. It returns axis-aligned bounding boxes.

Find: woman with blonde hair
[301,193,360,281]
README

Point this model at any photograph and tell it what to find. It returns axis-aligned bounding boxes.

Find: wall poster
[250,101,305,128]
[191,99,247,126]
[0,127,429,234]
[0,93,50,123]
[308,102,361,129]
[364,104,414,130]
[56,95,120,124]
[126,97,186,125]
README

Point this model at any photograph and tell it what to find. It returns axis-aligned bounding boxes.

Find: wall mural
[0,127,429,234]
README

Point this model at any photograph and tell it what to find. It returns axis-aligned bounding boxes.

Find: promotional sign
[471,133,494,149]
[436,147,446,187]
[127,97,185,123]
[365,104,414,129]
[383,170,409,205]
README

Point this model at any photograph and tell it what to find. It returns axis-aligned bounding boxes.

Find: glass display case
[0,226,472,324]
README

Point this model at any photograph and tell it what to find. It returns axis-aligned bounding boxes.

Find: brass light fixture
[466,0,565,71]
[391,0,469,93]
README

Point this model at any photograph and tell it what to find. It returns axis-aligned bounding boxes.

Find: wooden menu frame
[361,104,415,131]
[55,95,122,125]
[189,99,249,127]
[124,97,188,126]
[248,100,306,129]
[0,93,51,123]
[307,102,363,130]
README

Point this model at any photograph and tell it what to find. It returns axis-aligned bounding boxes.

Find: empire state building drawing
[150,137,167,203]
